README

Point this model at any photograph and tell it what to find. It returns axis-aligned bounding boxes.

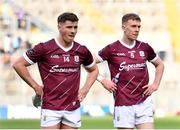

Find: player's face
[58,20,78,44]
[122,19,141,41]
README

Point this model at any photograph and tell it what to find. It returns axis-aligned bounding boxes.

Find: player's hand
[101,79,117,93]
[143,84,158,96]
[32,85,43,108]
[34,85,43,96]
[78,87,89,102]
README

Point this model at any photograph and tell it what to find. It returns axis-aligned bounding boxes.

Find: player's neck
[121,37,135,46]
[58,36,72,48]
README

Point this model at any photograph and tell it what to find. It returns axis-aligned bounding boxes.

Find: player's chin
[65,39,73,44]
[67,37,74,43]
[131,35,138,40]
[130,37,137,41]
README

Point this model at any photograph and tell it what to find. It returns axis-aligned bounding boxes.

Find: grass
[154,116,180,129]
[81,115,114,129]
[0,115,180,129]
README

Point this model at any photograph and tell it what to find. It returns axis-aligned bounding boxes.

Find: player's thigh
[136,122,154,129]
[114,106,135,128]
[40,109,63,128]
[60,123,78,129]
[41,123,60,130]
[135,96,154,128]
[62,107,81,128]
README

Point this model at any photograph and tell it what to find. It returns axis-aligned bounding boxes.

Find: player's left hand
[143,84,158,96]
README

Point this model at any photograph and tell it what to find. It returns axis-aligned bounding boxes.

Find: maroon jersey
[98,40,157,106]
[24,38,95,110]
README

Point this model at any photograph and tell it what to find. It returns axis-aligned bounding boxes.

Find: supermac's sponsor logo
[119,61,146,71]
[50,65,79,73]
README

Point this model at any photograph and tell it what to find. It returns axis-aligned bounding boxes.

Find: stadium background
[0,0,180,120]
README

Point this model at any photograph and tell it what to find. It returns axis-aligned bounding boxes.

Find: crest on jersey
[139,51,145,57]
[74,55,79,63]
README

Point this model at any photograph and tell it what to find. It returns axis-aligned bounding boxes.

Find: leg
[117,128,133,130]
[60,123,78,129]
[41,109,62,129]
[136,122,154,129]
[135,96,154,130]
[62,108,81,129]
[114,106,135,129]
[41,123,60,129]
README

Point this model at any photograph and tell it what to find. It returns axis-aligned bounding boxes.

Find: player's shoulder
[136,40,147,45]
[136,40,151,48]
[73,41,89,50]
[36,38,56,50]
[109,40,119,46]
[40,38,55,46]
[105,40,120,49]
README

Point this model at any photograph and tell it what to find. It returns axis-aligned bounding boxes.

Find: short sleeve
[146,43,157,61]
[98,44,111,61]
[24,43,45,64]
[82,47,95,68]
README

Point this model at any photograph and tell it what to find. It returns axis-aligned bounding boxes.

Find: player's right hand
[32,94,42,108]
[33,84,43,96]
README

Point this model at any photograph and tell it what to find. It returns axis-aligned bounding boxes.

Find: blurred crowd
[0,0,35,104]
[0,33,32,65]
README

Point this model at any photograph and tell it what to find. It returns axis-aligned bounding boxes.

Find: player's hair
[57,12,79,24]
[122,13,141,24]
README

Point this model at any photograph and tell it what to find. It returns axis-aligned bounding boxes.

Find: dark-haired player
[13,12,98,129]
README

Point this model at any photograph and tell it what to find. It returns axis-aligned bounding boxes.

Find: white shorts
[41,108,81,128]
[114,96,154,128]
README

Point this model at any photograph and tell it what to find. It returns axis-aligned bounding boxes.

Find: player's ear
[122,23,126,31]
[58,22,63,29]
[57,23,60,29]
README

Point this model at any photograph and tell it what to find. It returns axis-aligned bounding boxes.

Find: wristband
[97,75,104,82]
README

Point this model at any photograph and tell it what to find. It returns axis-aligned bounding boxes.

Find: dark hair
[57,12,79,24]
[122,13,141,24]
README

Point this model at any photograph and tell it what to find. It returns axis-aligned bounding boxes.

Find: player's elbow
[161,61,165,72]
[86,64,99,79]
[12,60,20,70]
[12,57,25,70]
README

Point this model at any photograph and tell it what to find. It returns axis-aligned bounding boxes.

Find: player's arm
[78,63,98,102]
[143,57,164,95]
[12,56,43,96]
[93,54,117,93]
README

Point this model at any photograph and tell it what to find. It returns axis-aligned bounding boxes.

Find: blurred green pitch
[0,115,180,129]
